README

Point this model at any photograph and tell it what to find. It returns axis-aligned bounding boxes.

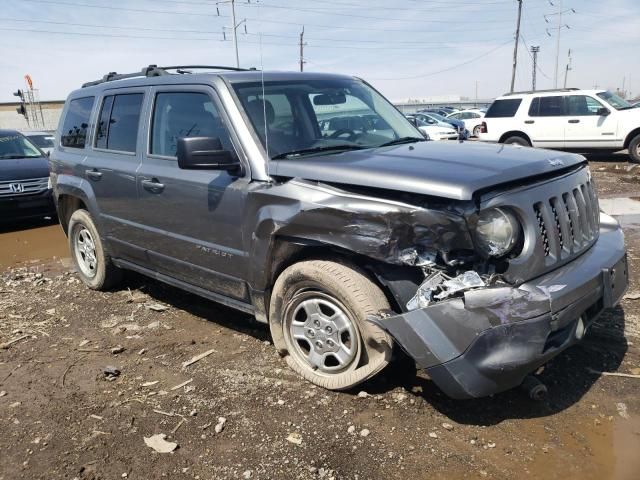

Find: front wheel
[629,134,640,163]
[68,209,122,290]
[503,135,531,147]
[269,260,393,390]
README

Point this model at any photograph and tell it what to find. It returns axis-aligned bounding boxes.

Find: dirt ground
[1,153,640,480]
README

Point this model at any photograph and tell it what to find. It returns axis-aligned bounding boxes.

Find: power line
[0,17,511,46]
[369,39,512,80]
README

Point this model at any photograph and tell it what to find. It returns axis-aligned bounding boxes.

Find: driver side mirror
[177,137,242,174]
[597,107,610,116]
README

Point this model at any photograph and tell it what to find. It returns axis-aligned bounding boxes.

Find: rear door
[526,95,567,148]
[83,89,147,263]
[132,85,252,300]
[564,95,619,148]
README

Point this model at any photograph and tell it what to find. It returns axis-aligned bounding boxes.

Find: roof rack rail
[82,64,256,88]
[503,87,580,96]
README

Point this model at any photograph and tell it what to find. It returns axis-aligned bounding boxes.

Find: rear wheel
[503,135,531,147]
[269,260,393,390]
[629,134,640,163]
[68,209,122,290]
[473,125,482,137]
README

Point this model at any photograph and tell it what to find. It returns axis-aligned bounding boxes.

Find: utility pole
[563,49,572,88]
[553,0,563,88]
[531,45,540,91]
[231,0,239,68]
[510,0,523,93]
[299,26,305,72]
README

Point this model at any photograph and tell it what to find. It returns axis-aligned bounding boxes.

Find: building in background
[0,100,64,132]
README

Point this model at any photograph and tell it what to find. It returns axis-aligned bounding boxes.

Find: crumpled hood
[270,141,585,201]
[0,156,49,182]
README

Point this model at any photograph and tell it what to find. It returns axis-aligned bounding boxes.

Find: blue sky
[0,0,638,102]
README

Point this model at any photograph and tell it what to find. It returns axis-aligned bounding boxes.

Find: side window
[94,93,143,152]
[485,99,522,118]
[150,92,234,157]
[61,96,95,148]
[566,95,603,116]
[531,96,566,117]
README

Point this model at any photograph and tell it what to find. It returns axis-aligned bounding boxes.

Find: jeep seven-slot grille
[0,177,49,198]
[533,180,599,259]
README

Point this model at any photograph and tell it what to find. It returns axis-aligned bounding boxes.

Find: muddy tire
[68,209,122,290]
[269,260,393,391]
[629,134,640,163]
[503,135,530,147]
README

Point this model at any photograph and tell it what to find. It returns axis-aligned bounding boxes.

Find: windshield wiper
[271,144,366,160]
[377,137,426,147]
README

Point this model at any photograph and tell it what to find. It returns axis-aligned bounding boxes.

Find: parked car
[0,129,55,221]
[51,66,627,399]
[479,88,640,162]
[418,108,454,117]
[413,112,468,139]
[447,109,485,137]
[405,115,458,141]
[21,131,56,156]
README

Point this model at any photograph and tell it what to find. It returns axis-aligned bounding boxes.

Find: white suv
[478,88,640,162]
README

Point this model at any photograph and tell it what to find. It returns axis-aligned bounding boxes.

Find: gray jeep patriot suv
[50,65,628,399]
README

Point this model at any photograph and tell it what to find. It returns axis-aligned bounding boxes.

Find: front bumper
[370,213,628,399]
[0,189,56,221]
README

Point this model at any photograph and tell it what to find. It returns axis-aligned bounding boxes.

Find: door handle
[141,178,165,194]
[85,169,103,180]
[524,120,535,124]
[568,119,580,124]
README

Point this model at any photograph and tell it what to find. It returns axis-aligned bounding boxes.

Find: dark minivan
[0,129,55,221]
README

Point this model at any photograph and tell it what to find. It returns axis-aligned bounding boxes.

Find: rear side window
[485,99,522,118]
[61,97,94,148]
[529,96,566,117]
[94,93,144,153]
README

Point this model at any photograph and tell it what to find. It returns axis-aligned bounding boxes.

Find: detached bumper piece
[369,214,628,399]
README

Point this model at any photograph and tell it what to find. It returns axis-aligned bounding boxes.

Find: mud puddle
[0,221,69,269]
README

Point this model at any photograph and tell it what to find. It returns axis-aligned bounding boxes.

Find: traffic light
[14,89,28,119]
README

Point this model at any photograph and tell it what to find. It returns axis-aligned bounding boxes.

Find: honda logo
[9,183,24,193]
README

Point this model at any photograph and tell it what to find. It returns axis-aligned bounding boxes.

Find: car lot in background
[446,109,485,137]
[479,88,640,162]
[0,129,55,221]
[405,114,459,140]
[21,130,56,155]
[413,112,469,139]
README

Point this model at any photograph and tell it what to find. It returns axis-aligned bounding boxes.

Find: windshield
[0,133,43,159]
[233,78,423,159]
[25,134,55,148]
[597,91,633,110]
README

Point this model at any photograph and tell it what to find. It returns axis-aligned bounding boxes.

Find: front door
[564,95,619,148]
[132,86,251,301]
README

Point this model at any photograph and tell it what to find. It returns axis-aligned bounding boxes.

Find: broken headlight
[474,207,520,257]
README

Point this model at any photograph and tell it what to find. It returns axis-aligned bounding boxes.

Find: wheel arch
[55,175,101,236]
[623,127,640,149]
[498,130,532,145]
[260,236,409,321]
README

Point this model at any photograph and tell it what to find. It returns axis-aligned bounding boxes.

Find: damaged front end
[368,167,629,399]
